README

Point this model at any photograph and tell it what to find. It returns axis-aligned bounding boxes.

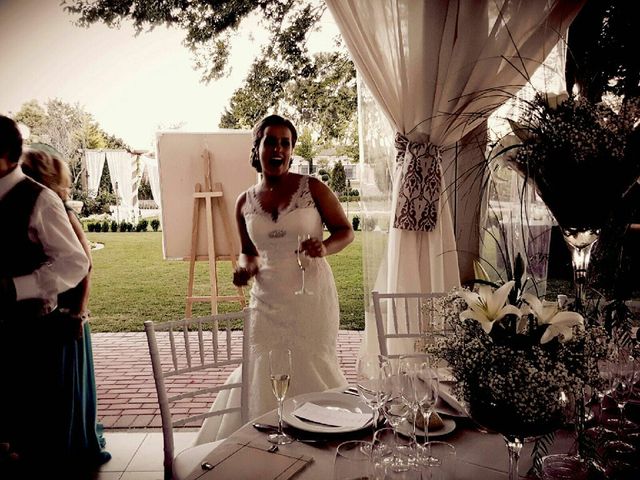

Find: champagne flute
[381,364,413,472]
[295,234,313,295]
[355,353,389,436]
[268,348,293,445]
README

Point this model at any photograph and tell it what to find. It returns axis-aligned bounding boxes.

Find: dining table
[182,385,575,480]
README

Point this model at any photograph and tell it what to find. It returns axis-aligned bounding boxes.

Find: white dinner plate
[283,392,374,434]
[397,418,456,438]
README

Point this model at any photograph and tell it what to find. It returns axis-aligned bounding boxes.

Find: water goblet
[295,234,313,295]
[420,441,456,480]
[334,440,374,480]
[372,427,418,479]
[268,348,293,445]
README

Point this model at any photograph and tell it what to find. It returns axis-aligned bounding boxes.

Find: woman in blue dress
[21,148,111,469]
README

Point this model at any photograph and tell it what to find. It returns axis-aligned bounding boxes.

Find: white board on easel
[156,131,256,260]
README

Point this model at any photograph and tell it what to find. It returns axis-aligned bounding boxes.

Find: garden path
[92,330,363,429]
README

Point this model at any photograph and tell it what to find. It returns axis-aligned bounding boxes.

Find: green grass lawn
[86,231,364,332]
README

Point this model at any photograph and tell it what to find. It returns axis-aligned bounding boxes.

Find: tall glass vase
[561,227,600,313]
[470,397,562,480]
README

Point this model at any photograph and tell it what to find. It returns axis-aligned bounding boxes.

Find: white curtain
[326,0,584,354]
[84,150,106,198]
[106,151,139,223]
[142,155,161,207]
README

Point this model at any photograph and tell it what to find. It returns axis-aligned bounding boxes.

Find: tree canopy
[566,0,639,102]
[14,98,128,194]
[64,0,358,144]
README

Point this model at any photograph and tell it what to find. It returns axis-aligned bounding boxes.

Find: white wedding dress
[194,175,348,443]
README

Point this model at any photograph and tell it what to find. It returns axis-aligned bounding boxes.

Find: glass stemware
[603,349,638,456]
[334,440,374,480]
[399,354,439,466]
[356,353,389,438]
[295,233,313,295]
[381,366,413,472]
[268,348,293,445]
[561,227,600,313]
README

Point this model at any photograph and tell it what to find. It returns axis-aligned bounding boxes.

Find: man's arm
[12,189,89,302]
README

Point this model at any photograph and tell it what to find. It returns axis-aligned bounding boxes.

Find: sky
[0,0,339,150]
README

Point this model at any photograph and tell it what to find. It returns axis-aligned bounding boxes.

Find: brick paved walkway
[92,330,363,429]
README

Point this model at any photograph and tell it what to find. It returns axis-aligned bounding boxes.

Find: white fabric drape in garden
[326,0,584,354]
[84,150,106,198]
[141,155,161,206]
[106,151,139,223]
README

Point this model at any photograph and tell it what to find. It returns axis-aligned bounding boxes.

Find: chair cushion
[173,440,224,480]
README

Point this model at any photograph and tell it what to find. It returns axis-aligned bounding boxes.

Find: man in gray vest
[0,115,89,468]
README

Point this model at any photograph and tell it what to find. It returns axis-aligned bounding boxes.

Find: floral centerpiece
[432,267,607,479]
[500,92,640,310]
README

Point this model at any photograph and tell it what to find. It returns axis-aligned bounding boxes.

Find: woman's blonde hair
[21,148,72,201]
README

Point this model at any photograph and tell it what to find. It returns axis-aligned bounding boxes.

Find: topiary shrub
[136,219,148,232]
[352,216,360,231]
[110,221,118,232]
[101,221,110,232]
[150,219,160,232]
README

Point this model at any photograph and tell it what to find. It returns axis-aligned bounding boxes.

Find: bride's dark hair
[250,114,298,172]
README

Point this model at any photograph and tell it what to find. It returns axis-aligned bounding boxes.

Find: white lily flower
[459,281,521,334]
[521,293,584,344]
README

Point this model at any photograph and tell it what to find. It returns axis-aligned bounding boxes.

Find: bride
[195,114,354,443]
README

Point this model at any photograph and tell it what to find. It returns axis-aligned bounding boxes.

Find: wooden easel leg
[185,184,202,318]
[205,196,218,315]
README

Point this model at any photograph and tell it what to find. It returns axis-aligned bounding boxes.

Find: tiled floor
[95,430,197,479]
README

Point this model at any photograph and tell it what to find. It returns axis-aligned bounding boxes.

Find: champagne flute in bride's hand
[295,234,313,295]
[268,349,293,444]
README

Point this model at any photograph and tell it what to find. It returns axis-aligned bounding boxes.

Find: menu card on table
[189,441,313,480]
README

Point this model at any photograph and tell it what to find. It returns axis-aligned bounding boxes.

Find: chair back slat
[169,328,178,370]
[197,325,205,365]
[371,291,447,360]
[144,308,251,480]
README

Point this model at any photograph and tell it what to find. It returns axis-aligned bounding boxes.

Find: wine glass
[603,349,638,456]
[295,234,313,295]
[268,348,293,445]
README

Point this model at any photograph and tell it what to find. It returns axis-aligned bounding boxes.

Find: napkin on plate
[437,389,468,417]
[292,402,372,428]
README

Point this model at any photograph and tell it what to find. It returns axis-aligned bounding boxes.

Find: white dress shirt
[0,166,89,312]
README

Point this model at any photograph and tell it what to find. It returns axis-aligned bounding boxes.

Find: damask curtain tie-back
[393,133,443,232]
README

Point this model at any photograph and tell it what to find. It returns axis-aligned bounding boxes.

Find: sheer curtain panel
[84,150,106,198]
[326,0,584,354]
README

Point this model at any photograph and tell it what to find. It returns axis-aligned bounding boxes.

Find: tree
[13,98,128,197]
[65,0,328,83]
[294,127,318,174]
[329,160,346,194]
[64,0,358,145]
[566,0,639,102]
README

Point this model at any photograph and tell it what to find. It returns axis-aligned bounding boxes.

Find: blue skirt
[59,322,110,465]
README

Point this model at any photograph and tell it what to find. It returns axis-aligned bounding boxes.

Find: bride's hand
[300,237,326,258]
[233,265,258,286]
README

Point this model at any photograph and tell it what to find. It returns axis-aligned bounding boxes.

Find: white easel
[185,150,246,316]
